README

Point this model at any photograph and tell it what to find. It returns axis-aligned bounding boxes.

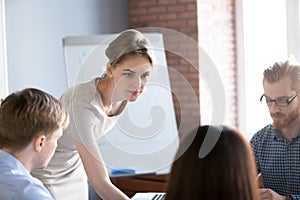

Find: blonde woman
[32,29,154,200]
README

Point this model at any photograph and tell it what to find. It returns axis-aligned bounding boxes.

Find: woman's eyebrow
[123,69,135,73]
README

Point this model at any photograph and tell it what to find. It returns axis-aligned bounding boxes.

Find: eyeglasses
[260,90,300,107]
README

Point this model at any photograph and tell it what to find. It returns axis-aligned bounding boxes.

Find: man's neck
[280,118,300,141]
[3,147,33,172]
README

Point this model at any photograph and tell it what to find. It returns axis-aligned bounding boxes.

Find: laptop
[131,192,166,200]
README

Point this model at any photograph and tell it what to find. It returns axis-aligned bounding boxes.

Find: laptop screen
[131,192,166,200]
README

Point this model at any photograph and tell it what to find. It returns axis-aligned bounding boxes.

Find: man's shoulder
[250,124,274,143]
[20,179,54,200]
[0,173,53,200]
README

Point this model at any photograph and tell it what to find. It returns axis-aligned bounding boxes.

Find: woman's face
[109,54,152,102]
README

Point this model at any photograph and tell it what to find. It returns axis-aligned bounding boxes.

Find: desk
[112,174,169,198]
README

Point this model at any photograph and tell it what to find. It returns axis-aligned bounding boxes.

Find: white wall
[5,0,129,98]
[0,0,8,99]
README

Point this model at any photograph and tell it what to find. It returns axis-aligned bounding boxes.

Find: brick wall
[129,0,201,136]
[128,0,237,130]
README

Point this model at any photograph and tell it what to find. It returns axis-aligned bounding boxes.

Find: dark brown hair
[0,88,69,152]
[165,125,259,200]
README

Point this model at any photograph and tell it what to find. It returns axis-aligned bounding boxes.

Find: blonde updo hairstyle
[105,29,154,69]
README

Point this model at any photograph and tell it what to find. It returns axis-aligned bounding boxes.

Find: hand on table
[259,188,287,200]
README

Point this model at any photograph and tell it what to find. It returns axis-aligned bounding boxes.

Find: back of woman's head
[165,125,259,200]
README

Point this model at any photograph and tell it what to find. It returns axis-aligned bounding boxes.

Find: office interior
[0,0,299,197]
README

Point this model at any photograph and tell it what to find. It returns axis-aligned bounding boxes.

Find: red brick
[148,6,166,13]
[129,0,203,127]
[150,21,168,27]
[187,3,197,11]
[129,8,147,16]
[167,4,186,13]
[159,13,177,20]
[158,0,178,5]
[137,0,158,7]
[178,12,197,19]
[178,0,197,3]
[187,19,197,26]
[139,14,158,21]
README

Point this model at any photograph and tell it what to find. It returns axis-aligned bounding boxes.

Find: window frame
[236,0,299,139]
[286,0,300,60]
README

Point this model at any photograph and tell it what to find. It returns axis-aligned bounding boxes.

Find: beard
[271,108,299,130]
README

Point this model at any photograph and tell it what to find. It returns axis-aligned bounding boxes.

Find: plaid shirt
[250,124,300,200]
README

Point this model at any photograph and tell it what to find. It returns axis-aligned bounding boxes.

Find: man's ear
[106,63,113,78]
[34,135,46,152]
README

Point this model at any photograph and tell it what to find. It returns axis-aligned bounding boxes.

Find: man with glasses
[250,60,300,200]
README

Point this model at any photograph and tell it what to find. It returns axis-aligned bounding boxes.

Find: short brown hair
[263,59,300,91]
[0,88,69,152]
